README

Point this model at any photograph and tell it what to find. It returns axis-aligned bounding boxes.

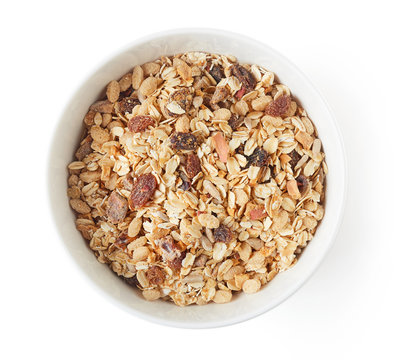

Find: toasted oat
[67,51,326,306]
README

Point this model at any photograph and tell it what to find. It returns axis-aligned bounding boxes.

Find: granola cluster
[67,52,327,306]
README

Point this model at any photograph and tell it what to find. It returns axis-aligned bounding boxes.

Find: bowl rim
[47,27,348,329]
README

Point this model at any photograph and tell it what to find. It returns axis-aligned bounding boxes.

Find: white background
[1,0,395,359]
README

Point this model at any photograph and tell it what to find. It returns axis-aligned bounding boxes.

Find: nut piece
[128,173,157,209]
[146,266,165,285]
[246,148,269,168]
[265,95,291,117]
[127,115,154,133]
[157,236,186,270]
[107,191,128,223]
[185,153,201,178]
[170,132,198,150]
[106,80,120,103]
[287,179,301,199]
[213,224,233,243]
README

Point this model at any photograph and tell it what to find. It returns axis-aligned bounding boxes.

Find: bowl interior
[48,29,345,328]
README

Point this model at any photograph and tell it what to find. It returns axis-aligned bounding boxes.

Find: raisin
[146,266,165,285]
[296,175,309,195]
[107,191,128,224]
[213,224,233,243]
[209,65,224,83]
[246,148,269,168]
[289,150,301,169]
[211,86,230,105]
[122,275,138,287]
[170,132,198,150]
[157,236,186,270]
[115,231,132,250]
[166,88,192,116]
[265,95,291,117]
[118,87,133,100]
[185,153,201,178]
[128,173,157,209]
[127,115,154,133]
[75,140,92,161]
[232,64,256,93]
[115,96,140,114]
[228,114,245,130]
[179,172,191,191]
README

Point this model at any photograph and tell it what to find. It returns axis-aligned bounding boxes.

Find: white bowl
[48,28,346,328]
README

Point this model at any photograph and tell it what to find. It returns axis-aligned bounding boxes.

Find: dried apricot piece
[170,132,198,150]
[185,153,201,178]
[212,132,229,163]
[213,224,233,243]
[127,115,154,133]
[107,191,128,223]
[265,95,291,117]
[128,173,157,209]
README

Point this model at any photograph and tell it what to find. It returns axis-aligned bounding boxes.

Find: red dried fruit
[213,224,233,243]
[185,153,201,178]
[246,148,269,168]
[235,87,246,100]
[296,175,309,195]
[228,114,245,130]
[170,132,198,150]
[265,95,291,117]
[115,96,140,114]
[166,88,192,116]
[232,64,256,93]
[146,266,165,285]
[128,173,157,209]
[128,115,154,133]
[75,140,92,161]
[157,236,186,270]
[209,65,224,83]
[107,191,128,224]
[211,86,230,105]
[115,231,132,250]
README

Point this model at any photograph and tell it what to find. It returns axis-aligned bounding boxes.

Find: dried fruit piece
[115,97,140,115]
[157,236,186,270]
[228,114,245,130]
[213,224,233,243]
[115,231,132,250]
[179,172,191,191]
[296,175,309,196]
[212,132,229,163]
[232,64,256,93]
[246,148,269,168]
[170,132,198,150]
[75,140,92,161]
[128,173,157,209]
[209,64,224,83]
[106,80,120,103]
[289,150,301,169]
[107,191,128,223]
[185,153,201,178]
[166,88,192,116]
[211,86,230,105]
[127,115,154,133]
[146,266,165,285]
[265,94,291,117]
